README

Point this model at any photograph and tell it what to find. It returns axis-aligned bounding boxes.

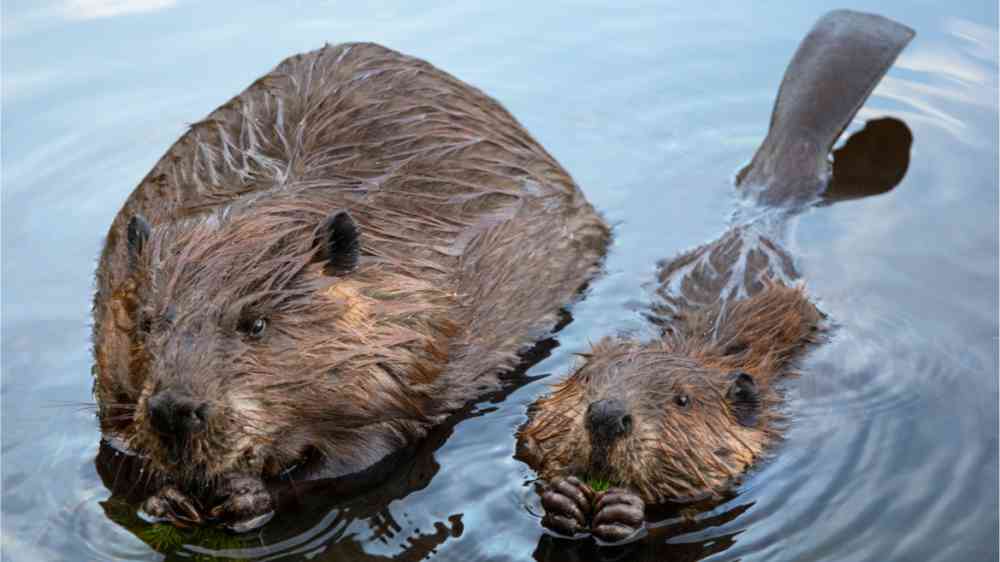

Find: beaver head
[517,284,822,503]
[92,196,457,490]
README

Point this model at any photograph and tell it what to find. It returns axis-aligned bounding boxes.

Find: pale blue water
[2,1,997,560]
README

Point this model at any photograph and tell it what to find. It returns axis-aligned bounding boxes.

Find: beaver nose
[148,390,209,438]
[586,398,633,441]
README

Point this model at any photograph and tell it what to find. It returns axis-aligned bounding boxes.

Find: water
[2,1,997,560]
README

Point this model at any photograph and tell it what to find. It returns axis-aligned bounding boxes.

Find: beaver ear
[316,211,360,274]
[726,372,760,427]
[126,215,151,270]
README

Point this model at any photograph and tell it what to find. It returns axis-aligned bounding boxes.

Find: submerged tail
[737,10,914,206]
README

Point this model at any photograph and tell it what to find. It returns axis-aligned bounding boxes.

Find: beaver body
[516,10,914,543]
[91,43,608,529]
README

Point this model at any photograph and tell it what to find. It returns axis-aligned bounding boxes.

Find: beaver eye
[249,317,267,337]
[240,316,268,338]
[674,394,690,408]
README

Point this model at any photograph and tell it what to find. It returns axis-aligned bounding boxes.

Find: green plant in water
[101,499,249,562]
[141,524,249,561]
[139,523,186,551]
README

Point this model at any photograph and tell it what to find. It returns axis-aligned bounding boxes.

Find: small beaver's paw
[591,488,645,544]
[208,475,274,533]
[141,485,203,528]
[540,476,595,537]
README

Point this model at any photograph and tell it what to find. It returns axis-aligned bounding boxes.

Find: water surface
[3,1,997,560]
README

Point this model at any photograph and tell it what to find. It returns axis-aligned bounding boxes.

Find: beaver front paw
[540,476,595,537]
[591,488,644,544]
[140,485,203,528]
[208,475,274,533]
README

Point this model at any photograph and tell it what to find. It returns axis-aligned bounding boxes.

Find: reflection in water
[533,501,752,562]
[2,3,996,562]
[823,117,912,204]
[94,336,563,560]
[96,406,464,560]
[96,412,467,560]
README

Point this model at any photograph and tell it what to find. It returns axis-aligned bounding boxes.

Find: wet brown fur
[519,279,823,503]
[92,43,608,491]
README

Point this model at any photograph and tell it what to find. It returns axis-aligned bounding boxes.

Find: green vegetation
[100,498,251,561]
[586,477,612,492]
[139,523,186,551]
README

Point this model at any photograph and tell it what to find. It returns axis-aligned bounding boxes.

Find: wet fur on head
[96,190,459,487]
[518,283,823,503]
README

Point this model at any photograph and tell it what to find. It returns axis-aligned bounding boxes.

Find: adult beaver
[91,43,608,531]
[516,10,914,543]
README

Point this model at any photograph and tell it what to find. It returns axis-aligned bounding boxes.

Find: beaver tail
[736,10,914,208]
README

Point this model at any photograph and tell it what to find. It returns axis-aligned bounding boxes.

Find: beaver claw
[540,476,594,537]
[208,475,274,533]
[140,486,203,527]
[591,488,645,544]
[540,479,645,543]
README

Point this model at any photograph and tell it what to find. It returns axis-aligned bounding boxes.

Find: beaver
[515,10,915,543]
[91,42,609,531]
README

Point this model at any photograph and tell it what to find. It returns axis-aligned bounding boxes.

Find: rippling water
[3,1,997,560]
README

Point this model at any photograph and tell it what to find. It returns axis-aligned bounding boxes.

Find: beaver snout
[148,390,210,447]
[586,399,633,443]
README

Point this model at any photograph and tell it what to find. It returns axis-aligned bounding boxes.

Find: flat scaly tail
[737,10,915,206]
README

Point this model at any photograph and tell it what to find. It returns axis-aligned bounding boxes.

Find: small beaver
[91,43,608,531]
[516,10,914,543]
